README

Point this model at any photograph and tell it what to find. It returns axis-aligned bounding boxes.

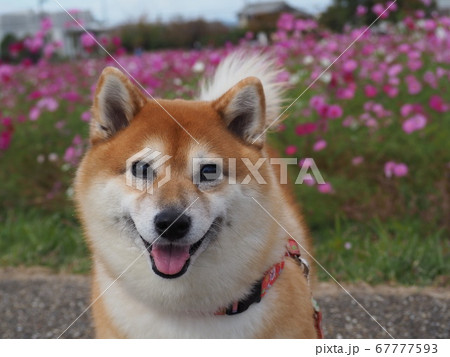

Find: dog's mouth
[141,217,221,279]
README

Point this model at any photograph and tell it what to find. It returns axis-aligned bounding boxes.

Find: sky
[0,0,333,25]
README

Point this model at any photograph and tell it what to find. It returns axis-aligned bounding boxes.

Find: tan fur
[255,260,316,338]
[91,272,125,339]
[75,61,319,339]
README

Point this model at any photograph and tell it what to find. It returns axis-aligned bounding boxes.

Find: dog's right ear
[90,67,147,144]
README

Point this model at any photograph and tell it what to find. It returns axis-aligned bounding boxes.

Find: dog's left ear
[90,67,147,144]
[213,77,266,147]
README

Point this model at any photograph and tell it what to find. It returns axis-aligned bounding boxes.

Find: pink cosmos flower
[415,10,425,19]
[385,162,409,178]
[326,104,343,119]
[337,86,356,100]
[112,36,122,47]
[309,95,326,110]
[64,146,76,164]
[318,104,330,118]
[405,75,422,95]
[402,114,427,134]
[277,13,295,31]
[299,158,314,168]
[388,64,403,77]
[388,77,400,86]
[276,71,290,82]
[401,104,414,117]
[372,103,386,118]
[37,97,58,111]
[436,67,447,79]
[81,33,96,48]
[72,135,82,146]
[317,182,334,194]
[43,43,56,58]
[423,71,437,89]
[295,122,317,136]
[370,71,384,84]
[372,4,388,18]
[342,116,356,127]
[313,139,327,152]
[1,117,12,127]
[342,59,357,72]
[61,92,81,102]
[404,16,415,30]
[352,156,364,166]
[398,44,410,53]
[408,59,423,72]
[356,5,368,17]
[429,95,447,113]
[423,19,437,32]
[366,118,378,128]
[393,163,408,177]
[364,85,377,98]
[81,111,91,122]
[24,36,44,53]
[29,107,41,121]
[294,19,317,31]
[99,36,109,47]
[285,145,297,155]
[41,17,52,32]
[384,162,396,178]
[115,47,126,56]
[0,130,12,150]
[383,84,399,98]
[303,177,315,186]
[29,91,42,100]
[386,1,398,12]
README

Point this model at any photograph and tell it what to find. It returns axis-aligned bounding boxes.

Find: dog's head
[75,66,284,309]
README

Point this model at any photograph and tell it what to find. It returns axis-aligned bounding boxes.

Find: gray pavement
[0,269,448,339]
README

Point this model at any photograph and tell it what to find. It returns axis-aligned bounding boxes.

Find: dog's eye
[200,164,218,182]
[131,161,152,179]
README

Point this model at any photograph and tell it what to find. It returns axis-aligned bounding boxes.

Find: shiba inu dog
[74,52,322,338]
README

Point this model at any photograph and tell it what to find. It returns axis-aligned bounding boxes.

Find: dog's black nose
[154,209,191,241]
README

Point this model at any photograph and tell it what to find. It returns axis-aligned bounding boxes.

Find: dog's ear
[90,67,147,144]
[213,77,266,147]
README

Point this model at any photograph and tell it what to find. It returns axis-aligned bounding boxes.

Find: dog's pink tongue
[151,244,190,275]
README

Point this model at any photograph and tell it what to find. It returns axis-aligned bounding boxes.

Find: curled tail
[199,51,286,128]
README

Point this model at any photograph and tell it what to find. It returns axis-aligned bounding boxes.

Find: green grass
[313,217,449,285]
[0,209,90,273]
[0,206,448,285]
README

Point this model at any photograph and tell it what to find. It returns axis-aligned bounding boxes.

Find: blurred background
[0,0,449,286]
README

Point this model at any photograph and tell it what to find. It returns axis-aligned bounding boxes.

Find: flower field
[0,6,449,284]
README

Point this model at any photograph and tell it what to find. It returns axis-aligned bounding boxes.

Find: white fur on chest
[95,262,277,338]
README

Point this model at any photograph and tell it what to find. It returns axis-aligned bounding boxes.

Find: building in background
[0,10,103,58]
[436,0,450,13]
[238,1,312,31]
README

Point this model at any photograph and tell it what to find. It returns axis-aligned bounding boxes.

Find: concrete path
[0,268,448,338]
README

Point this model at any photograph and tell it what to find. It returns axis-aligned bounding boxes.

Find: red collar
[214,239,323,338]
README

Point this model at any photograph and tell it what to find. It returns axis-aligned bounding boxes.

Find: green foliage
[314,218,449,285]
[0,209,89,273]
[118,19,247,51]
[319,0,437,31]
